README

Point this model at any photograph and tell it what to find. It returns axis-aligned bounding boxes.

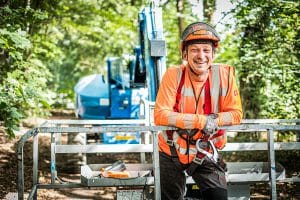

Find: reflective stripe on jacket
[154,64,243,164]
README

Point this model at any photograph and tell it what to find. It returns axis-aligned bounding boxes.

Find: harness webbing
[166,68,186,169]
[196,79,211,159]
[166,68,212,168]
[204,78,211,115]
[173,68,185,112]
[165,67,225,168]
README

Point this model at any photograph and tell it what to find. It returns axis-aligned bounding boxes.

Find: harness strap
[166,68,185,143]
[166,68,211,165]
[165,67,224,167]
[166,68,186,169]
[195,79,211,159]
[204,78,211,114]
[174,68,186,112]
[166,67,186,143]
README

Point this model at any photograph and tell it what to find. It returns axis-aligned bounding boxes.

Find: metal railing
[17,119,300,200]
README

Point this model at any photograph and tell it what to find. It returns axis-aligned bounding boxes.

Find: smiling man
[154,22,243,200]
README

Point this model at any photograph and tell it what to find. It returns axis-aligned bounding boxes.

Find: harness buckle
[166,139,174,146]
[193,156,205,165]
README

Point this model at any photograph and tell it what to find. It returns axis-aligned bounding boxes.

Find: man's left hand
[202,114,219,136]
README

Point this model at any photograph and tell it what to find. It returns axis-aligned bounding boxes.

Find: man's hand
[202,114,219,136]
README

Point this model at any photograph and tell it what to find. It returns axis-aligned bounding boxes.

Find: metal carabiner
[208,140,219,163]
[195,139,219,163]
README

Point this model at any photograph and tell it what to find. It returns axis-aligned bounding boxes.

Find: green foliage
[0,28,31,80]
[232,0,299,119]
[161,1,181,65]
[0,55,52,136]
[0,0,150,138]
[1,0,299,139]
[39,0,147,103]
[0,3,53,138]
[215,33,240,68]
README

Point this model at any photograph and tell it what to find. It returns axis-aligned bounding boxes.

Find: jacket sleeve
[217,66,243,126]
[154,67,207,129]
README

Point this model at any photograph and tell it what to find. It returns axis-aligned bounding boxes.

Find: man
[154,22,243,200]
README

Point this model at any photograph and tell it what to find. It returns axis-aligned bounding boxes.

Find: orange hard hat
[180,22,220,55]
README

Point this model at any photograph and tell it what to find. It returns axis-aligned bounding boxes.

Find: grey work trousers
[159,152,227,200]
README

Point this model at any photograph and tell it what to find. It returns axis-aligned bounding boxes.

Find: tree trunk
[203,0,216,24]
[176,0,184,37]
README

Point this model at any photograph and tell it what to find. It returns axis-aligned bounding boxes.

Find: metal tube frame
[267,129,276,200]
[17,119,300,200]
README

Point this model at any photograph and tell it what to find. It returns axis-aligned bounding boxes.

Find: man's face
[184,43,214,76]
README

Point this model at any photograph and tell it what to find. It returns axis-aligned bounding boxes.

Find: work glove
[202,114,219,136]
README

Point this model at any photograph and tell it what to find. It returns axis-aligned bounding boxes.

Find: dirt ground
[0,114,147,200]
[0,115,300,199]
[0,130,118,200]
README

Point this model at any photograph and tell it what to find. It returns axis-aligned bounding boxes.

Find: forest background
[0,0,299,138]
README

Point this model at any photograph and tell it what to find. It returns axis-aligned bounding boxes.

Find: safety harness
[165,67,225,172]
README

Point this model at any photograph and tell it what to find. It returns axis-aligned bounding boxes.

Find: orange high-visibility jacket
[154,64,243,164]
